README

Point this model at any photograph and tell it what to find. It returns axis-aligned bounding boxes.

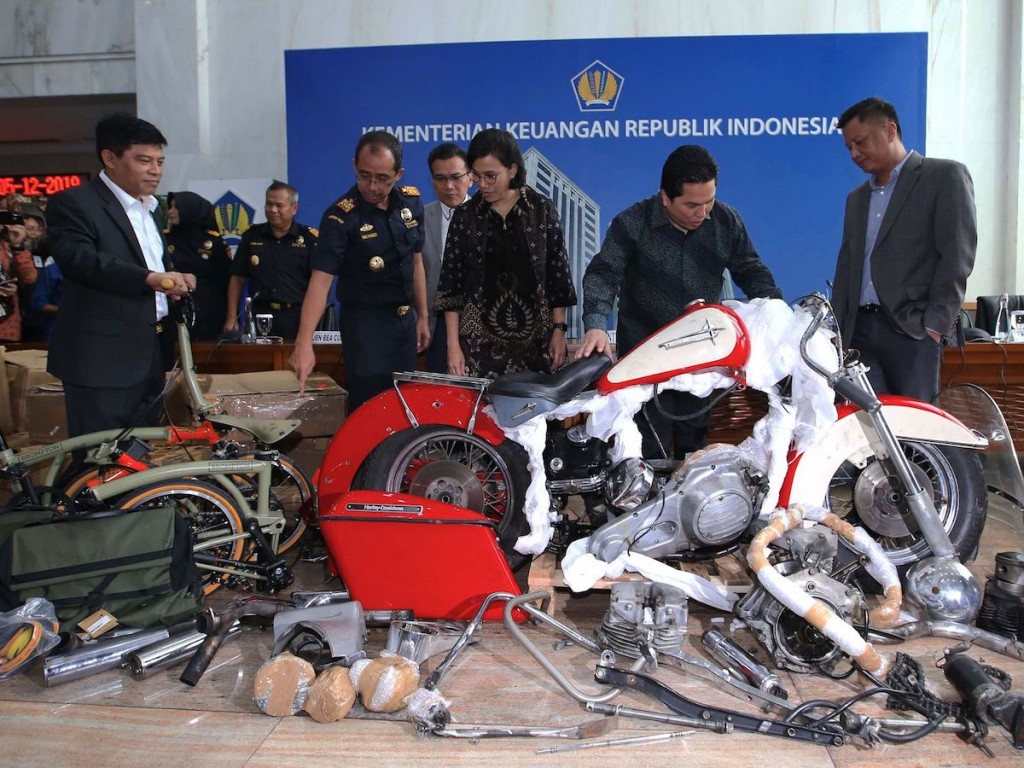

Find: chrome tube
[869,620,1024,660]
[43,627,172,687]
[127,622,242,680]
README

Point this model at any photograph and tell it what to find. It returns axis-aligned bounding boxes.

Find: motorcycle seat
[488,354,613,402]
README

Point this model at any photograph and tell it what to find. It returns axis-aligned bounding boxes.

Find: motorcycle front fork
[842,363,956,559]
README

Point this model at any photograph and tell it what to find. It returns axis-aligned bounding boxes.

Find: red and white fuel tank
[597,301,751,394]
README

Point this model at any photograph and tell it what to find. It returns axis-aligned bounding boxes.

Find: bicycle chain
[884,651,1011,719]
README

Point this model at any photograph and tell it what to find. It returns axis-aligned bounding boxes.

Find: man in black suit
[833,97,977,403]
[46,113,194,437]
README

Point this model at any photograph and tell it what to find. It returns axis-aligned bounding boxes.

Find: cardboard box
[5,350,67,442]
[166,371,347,439]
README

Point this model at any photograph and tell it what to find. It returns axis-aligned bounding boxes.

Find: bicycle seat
[206,414,301,444]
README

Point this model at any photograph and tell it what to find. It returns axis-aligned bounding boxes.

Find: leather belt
[255,301,298,311]
[858,303,882,313]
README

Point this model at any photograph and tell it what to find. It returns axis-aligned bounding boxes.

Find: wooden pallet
[526,550,755,615]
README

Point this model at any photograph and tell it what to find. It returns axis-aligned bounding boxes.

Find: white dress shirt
[99,170,168,319]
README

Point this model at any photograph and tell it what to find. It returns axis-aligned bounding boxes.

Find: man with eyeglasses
[291,130,429,410]
[422,142,472,373]
[577,144,781,460]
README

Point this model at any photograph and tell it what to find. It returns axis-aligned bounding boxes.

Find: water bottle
[995,293,1009,341]
[242,296,256,343]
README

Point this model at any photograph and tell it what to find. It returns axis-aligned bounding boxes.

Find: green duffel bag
[0,505,202,631]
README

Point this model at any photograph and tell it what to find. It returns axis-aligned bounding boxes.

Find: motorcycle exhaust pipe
[701,628,789,700]
[43,626,176,687]
[127,622,242,680]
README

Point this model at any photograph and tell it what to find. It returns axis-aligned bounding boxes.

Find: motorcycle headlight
[603,457,654,511]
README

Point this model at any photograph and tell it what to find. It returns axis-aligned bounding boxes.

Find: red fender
[317,383,508,512]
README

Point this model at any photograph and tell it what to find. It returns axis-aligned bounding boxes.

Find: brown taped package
[252,652,316,717]
[352,655,419,713]
[304,666,356,723]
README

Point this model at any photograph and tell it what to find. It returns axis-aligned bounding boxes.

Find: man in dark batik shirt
[578,144,782,459]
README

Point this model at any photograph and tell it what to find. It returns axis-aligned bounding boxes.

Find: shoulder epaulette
[400,185,420,197]
[337,198,356,213]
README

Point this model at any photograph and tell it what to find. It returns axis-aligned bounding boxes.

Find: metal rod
[537,729,695,754]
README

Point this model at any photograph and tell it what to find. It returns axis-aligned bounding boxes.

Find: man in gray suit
[47,113,194,437]
[833,97,977,403]
[422,143,472,373]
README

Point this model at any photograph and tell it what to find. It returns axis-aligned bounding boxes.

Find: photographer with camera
[0,210,39,342]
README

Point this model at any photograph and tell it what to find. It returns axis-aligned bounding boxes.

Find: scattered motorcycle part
[977,551,1024,638]
[903,556,982,624]
[588,444,765,562]
[503,590,647,706]
[429,715,617,740]
[585,700,732,732]
[869,620,1024,661]
[385,620,471,665]
[290,590,352,609]
[536,728,694,754]
[181,595,295,686]
[127,622,241,680]
[597,581,688,661]
[271,602,367,660]
[424,591,521,692]
[745,507,887,676]
[701,627,789,700]
[943,651,1024,749]
[737,523,870,674]
[594,664,846,746]
[43,625,181,686]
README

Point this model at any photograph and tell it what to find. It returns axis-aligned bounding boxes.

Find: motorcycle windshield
[937,383,1024,530]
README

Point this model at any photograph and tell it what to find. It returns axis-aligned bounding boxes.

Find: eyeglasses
[469,169,507,185]
[357,171,397,187]
[432,172,469,184]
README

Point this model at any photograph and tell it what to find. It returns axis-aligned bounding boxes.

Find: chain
[884,651,1011,719]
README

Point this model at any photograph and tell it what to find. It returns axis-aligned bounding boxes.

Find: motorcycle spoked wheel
[829,441,987,590]
[356,425,533,570]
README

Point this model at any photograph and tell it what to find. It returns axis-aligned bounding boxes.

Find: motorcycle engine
[596,581,689,660]
[588,444,767,562]
[735,526,866,674]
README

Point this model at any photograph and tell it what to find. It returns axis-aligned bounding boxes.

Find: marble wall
[1,0,1019,295]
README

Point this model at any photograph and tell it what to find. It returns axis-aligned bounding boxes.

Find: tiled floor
[2,497,1024,767]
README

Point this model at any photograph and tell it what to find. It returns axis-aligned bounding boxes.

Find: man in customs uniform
[291,131,430,409]
[225,180,317,340]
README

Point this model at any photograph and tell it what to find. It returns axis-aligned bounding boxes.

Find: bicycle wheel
[114,478,247,596]
[63,465,137,503]
[237,453,315,554]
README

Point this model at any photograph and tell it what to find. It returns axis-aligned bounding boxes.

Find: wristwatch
[551,322,568,332]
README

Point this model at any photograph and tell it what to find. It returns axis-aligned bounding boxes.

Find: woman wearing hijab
[165,191,231,341]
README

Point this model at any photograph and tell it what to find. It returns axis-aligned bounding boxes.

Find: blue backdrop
[285,33,926,330]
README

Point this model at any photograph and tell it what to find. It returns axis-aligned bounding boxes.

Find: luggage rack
[391,371,493,435]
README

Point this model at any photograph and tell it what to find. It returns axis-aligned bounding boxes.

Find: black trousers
[340,304,417,411]
[424,313,448,374]
[63,345,165,438]
[850,309,943,403]
[637,389,712,460]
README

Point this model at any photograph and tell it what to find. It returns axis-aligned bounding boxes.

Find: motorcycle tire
[829,442,987,592]
[355,425,533,571]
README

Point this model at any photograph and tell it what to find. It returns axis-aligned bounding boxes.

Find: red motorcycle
[317,297,988,581]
